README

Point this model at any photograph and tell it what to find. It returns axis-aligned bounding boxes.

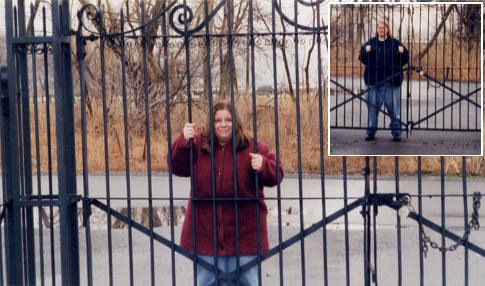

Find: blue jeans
[197,255,258,286]
[365,84,402,136]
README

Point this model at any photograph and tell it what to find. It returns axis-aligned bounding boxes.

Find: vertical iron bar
[342,4,347,129]
[52,0,80,283]
[293,2,306,285]
[272,1,284,284]
[464,5,469,130]
[453,7,457,130]
[119,9,135,286]
[472,3,478,131]
[17,1,36,282]
[97,9,114,285]
[316,3,328,285]
[416,5,420,128]
[440,156,446,286]
[226,2,241,284]
[462,156,469,286]
[372,157,378,286]
[334,5,339,128]
[383,6,389,130]
[396,156,402,286]
[441,11,446,129]
[202,1,218,285]
[140,4,156,284]
[1,2,24,280]
[363,156,370,286]
[248,1,262,284]
[404,5,408,136]
[42,5,56,283]
[350,6,355,128]
[39,6,52,284]
[77,15,93,286]
[343,157,350,286]
[15,17,28,283]
[0,67,7,286]
[426,6,430,130]
[463,5,468,130]
[181,1,197,284]
[418,157,424,286]
[162,0,177,283]
[30,3,45,284]
[434,6,437,130]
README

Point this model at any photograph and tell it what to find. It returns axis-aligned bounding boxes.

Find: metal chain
[420,192,481,258]
[427,66,450,89]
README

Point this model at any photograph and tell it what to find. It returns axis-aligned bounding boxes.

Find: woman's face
[214,109,233,145]
[377,23,388,38]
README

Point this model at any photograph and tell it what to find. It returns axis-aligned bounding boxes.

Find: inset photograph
[329,3,483,156]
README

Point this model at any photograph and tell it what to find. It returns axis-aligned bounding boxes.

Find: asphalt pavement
[329,129,482,156]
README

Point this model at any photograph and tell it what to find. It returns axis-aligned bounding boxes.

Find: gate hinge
[0,66,8,117]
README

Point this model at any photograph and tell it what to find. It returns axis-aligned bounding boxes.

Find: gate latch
[364,193,411,216]
[0,66,8,117]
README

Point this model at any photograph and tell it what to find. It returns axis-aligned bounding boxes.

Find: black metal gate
[330,3,481,135]
[1,1,484,286]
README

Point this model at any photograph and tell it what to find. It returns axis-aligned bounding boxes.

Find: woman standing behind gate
[359,20,409,142]
[169,99,284,285]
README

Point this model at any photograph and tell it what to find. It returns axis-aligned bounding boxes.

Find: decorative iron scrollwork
[76,1,178,37]
[13,43,53,55]
[168,1,227,36]
[77,3,102,34]
[273,0,327,33]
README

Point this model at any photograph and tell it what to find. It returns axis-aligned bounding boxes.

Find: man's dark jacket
[359,37,409,87]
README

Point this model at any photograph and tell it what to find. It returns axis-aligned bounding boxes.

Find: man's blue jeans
[365,84,402,136]
[197,255,258,286]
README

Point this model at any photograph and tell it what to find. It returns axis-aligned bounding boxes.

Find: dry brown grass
[28,89,485,176]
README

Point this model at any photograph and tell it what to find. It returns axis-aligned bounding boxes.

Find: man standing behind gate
[359,20,409,142]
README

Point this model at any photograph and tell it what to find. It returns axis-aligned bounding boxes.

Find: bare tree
[415,4,456,61]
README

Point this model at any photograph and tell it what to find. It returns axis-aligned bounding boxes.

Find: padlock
[398,195,411,218]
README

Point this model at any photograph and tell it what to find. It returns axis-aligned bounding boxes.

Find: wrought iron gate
[1,1,484,286]
[330,3,482,135]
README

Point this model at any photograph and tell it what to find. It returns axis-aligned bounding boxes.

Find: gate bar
[3,1,25,284]
[440,157,446,285]
[343,157,351,286]
[51,0,80,284]
[461,157,469,286]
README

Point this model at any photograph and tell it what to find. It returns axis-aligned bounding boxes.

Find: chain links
[420,192,481,258]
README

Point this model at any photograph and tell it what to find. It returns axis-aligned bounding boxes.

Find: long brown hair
[375,20,392,39]
[201,99,253,153]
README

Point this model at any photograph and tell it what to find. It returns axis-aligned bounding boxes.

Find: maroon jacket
[170,132,284,256]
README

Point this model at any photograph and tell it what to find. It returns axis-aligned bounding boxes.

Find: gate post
[2,1,25,284]
[1,64,24,285]
[51,1,80,284]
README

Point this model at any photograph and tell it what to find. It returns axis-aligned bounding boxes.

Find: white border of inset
[327,1,483,157]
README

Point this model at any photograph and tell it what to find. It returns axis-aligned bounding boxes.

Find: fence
[330,3,481,134]
[1,1,484,285]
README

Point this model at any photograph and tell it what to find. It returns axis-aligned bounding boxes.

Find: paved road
[329,129,482,155]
